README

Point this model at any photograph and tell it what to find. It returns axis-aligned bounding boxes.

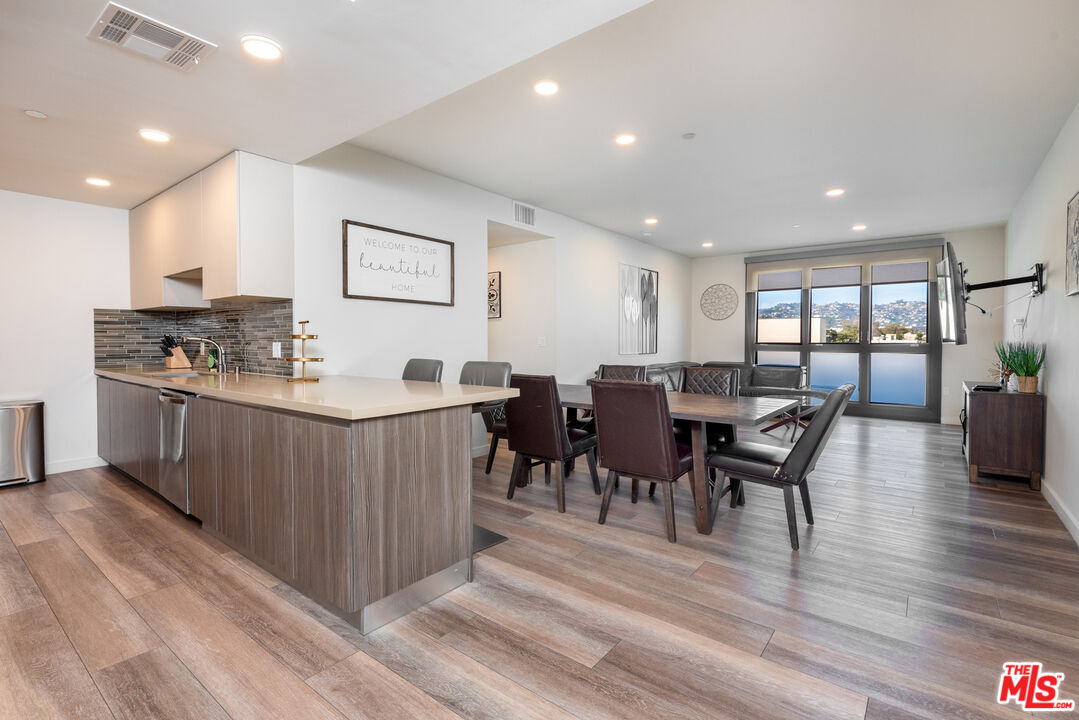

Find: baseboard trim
[1042,480,1079,548]
[471,443,489,459]
[45,456,108,475]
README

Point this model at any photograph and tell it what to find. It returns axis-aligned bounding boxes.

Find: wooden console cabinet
[962,381,1045,489]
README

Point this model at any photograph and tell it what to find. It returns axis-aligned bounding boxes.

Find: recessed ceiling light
[615,134,636,146]
[682,132,696,140]
[23,109,47,119]
[241,35,282,60]
[533,80,559,96]
[138,128,170,143]
[852,224,867,231]
[643,217,658,225]
[825,187,846,198]
[86,177,111,187]
[792,224,801,228]
[642,232,652,237]
[701,242,713,248]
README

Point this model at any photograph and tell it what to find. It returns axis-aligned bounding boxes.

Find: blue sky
[871,282,927,305]
[812,285,859,306]
[757,289,800,309]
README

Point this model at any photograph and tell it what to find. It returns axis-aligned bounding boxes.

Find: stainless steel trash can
[1,401,45,486]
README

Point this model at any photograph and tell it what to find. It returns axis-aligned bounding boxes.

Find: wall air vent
[512,201,536,227]
[89,2,216,72]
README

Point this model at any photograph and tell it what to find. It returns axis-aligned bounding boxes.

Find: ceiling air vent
[89,2,216,72]
[513,201,536,227]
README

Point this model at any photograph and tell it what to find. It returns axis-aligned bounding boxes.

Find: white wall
[0,190,129,474]
[688,227,1005,423]
[691,252,748,363]
[488,239,557,374]
[1003,99,1079,544]
[293,145,498,383]
[295,144,691,384]
[549,215,692,384]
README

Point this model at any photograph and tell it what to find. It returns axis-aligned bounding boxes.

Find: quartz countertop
[94,367,518,421]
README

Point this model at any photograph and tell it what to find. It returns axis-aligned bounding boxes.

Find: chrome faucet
[181,336,226,375]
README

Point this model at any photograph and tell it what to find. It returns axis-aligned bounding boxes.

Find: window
[870,354,927,406]
[756,271,802,344]
[870,262,928,344]
[810,352,860,400]
[811,266,860,343]
[749,248,941,422]
[757,350,801,366]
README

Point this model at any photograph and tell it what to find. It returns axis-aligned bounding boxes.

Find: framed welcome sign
[342,220,455,306]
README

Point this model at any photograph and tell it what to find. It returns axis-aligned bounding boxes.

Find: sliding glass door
[747,247,942,422]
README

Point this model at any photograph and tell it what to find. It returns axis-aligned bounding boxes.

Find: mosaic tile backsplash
[94,300,294,376]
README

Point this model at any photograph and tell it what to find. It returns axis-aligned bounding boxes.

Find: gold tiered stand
[286,320,323,383]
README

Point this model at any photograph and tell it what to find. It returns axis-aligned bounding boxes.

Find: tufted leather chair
[591,380,693,542]
[402,358,443,383]
[644,362,701,391]
[459,361,512,474]
[597,364,647,382]
[505,375,601,512]
[707,384,854,549]
[682,366,740,396]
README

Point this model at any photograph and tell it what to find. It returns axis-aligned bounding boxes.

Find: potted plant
[1001,342,1046,393]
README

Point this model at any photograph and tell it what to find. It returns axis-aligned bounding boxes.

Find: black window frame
[746,253,942,423]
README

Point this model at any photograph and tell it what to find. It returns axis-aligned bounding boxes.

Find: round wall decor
[700,283,739,320]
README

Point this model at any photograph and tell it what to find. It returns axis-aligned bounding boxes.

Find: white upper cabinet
[129,151,293,309]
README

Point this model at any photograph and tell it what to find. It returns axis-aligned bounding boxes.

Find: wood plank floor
[1,417,1077,719]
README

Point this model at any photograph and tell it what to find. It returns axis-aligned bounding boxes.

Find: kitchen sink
[150,371,210,378]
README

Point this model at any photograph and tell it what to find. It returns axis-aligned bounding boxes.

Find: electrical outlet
[272,341,282,358]
[537,336,547,347]
[199,341,206,355]
[942,387,950,396]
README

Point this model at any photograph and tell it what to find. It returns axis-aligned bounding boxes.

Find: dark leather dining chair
[596,364,646,382]
[683,365,740,396]
[706,383,854,550]
[402,358,443,382]
[459,361,512,474]
[505,374,601,512]
[591,380,693,543]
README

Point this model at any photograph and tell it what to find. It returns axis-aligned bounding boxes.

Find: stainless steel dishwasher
[158,389,191,513]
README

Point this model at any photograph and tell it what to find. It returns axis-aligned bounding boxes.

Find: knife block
[165,347,192,369]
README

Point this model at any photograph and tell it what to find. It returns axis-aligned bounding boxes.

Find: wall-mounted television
[936,241,968,345]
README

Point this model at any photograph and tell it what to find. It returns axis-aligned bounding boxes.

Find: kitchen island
[94,368,517,633]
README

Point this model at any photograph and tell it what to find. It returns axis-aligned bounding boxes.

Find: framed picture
[342,220,454,306]
[488,271,502,319]
[618,263,658,354]
[1067,190,1079,296]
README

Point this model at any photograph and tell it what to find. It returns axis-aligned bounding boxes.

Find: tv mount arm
[961,263,1045,315]
[965,263,1045,298]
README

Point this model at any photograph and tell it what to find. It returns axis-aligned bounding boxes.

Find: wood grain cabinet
[103,378,474,635]
[187,397,351,600]
[96,378,159,491]
[128,150,293,310]
[963,381,1045,489]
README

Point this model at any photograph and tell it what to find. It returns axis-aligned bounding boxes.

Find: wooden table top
[557,384,799,425]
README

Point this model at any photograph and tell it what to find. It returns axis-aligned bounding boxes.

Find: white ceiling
[354,0,1079,257]
[0,0,650,209]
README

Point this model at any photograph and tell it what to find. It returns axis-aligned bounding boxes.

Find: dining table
[557,384,800,534]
